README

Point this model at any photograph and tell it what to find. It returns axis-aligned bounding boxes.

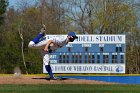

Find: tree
[0,0,140,74]
[41,0,66,34]
[0,0,8,25]
[81,0,136,34]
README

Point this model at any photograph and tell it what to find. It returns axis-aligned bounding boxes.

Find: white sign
[45,35,125,44]
[43,64,125,73]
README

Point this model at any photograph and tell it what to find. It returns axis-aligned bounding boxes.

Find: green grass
[0,84,139,93]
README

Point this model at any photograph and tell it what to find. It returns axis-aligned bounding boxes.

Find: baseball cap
[68,31,78,38]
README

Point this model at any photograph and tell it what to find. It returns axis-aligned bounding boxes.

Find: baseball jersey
[45,36,67,51]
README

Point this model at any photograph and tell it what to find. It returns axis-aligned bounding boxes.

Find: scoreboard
[43,35,126,73]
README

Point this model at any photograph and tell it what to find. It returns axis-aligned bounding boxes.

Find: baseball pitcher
[28,25,78,80]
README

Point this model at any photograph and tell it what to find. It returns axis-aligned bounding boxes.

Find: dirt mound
[0,75,115,84]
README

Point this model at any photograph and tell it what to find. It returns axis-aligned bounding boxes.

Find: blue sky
[8,0,140,9]
[9,0,17,7]
[8,0,37,8]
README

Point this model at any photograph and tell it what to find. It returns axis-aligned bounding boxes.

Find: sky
[8,0,140,9]
[9,0,17,7]
[8,0,37,8]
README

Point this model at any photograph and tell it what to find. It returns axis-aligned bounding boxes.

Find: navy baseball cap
[68,31,78,38]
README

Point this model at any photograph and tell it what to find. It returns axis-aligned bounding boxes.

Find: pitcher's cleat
[49,77,62,80]
[40,24,46,34]
[42,24,46,30]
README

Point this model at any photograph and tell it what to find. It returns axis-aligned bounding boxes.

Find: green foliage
[0,0,8,14]
[92,2,136,34]
[0,31,21,73]
[0,0,8,25]
[0,30,42,74]
[0,7,43,74]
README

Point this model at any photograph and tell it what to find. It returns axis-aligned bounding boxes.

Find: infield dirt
[0,75,116,84]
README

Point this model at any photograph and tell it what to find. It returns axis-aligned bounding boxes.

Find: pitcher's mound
[0,75,115,84]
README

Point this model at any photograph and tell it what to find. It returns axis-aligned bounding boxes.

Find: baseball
[49,43,54,47]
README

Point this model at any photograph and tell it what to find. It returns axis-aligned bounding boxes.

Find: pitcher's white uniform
[28,29,78,79]
[28,35,67,65]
